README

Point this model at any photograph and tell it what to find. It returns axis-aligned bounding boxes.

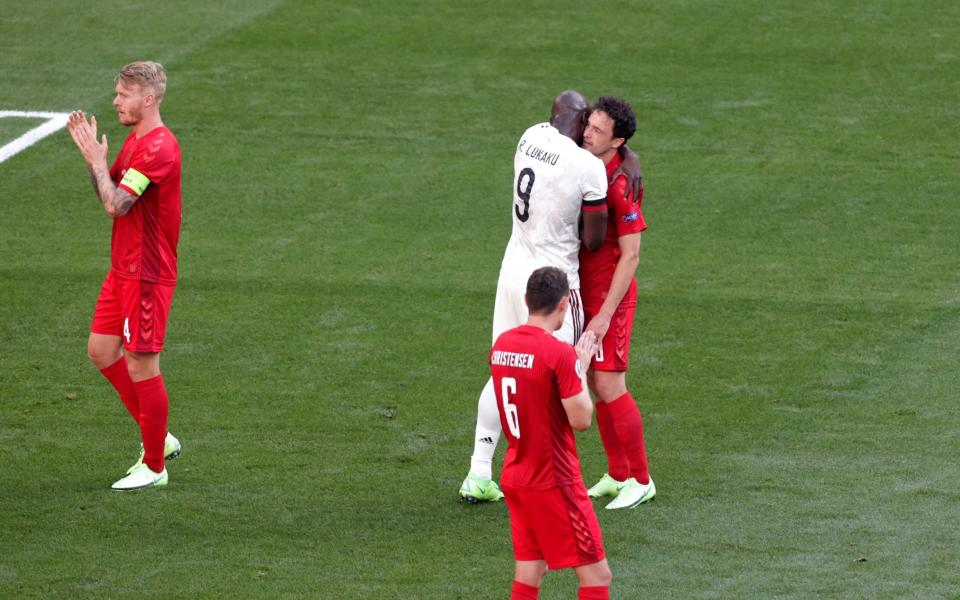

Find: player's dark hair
[592,96,636,142]
[526,267,569,315]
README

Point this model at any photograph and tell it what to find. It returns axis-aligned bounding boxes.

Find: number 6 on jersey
[501,377,520,438]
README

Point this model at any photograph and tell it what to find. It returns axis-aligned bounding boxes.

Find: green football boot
[126,432,182,475]
[459,474,504,503]
[587,473,625,499]
[605,477,656,509]
[112,463,168,491]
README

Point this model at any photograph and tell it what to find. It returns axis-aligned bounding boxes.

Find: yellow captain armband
[119,168,150,196]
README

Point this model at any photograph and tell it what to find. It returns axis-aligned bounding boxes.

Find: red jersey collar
[605,152,623,179]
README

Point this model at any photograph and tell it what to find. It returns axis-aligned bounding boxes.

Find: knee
[514,561,547,587]
[577,560,613,588]
[87,339,119,369]
[597,564,613,587]
[594,375,626,403]
[125,352,160,381]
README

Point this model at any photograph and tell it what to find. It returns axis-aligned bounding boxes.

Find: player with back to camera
[67,61,183,491]
[580,96,655,509]
[491,266,612,600]
[460,91,644,502]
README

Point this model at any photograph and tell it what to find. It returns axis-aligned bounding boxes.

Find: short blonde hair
[116,61,167,103]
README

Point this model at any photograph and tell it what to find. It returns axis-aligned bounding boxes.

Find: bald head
[550,90,589,144]
[551,90,587,116]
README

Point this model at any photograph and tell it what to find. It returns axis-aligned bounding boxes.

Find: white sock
[468,377,501,480]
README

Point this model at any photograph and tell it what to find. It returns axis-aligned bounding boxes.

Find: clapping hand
[67,111,108,168]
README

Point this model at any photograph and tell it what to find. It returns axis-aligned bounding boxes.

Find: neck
[526,314,561,333]
[132,113,163,137]
[599,148,618,166]
[550,115,579,141]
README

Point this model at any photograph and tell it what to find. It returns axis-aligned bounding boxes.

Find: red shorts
[502,482,606,569]
[585,302,636,372]
[91,272,175,353]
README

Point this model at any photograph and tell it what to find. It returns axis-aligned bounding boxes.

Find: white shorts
[491,277,583,345]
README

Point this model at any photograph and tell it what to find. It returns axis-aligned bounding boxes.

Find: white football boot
[112,463,168,491]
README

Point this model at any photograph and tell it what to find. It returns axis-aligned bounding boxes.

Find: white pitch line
[0,110,71,165]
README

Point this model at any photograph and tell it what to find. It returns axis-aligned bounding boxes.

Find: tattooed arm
[85,162,138,217]
[68,111,138,217]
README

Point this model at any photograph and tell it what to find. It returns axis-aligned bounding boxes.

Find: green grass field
[2,1,959,598]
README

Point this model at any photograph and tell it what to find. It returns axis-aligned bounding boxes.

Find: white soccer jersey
[498,122,607,290]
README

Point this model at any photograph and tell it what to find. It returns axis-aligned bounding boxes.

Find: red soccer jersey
[579,153,646,309]
[491,325,585,491]
[109,126,182,285]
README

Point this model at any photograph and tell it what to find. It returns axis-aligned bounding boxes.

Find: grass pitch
[1,1,959,598]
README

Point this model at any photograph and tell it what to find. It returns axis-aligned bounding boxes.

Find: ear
[611,137,626,150]
[557,296,570,314]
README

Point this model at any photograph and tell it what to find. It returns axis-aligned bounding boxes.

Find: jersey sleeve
[553,342,584,399]
[580,157,608,213]
[117,134,176,198]
[609,175,647,236]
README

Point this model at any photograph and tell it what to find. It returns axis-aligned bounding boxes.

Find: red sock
[99,357,140,424]
[511,581,539,600]
[134,375,169,473]
[608,392,650,484]
[596,401,630,481]
[578,585,609,599]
